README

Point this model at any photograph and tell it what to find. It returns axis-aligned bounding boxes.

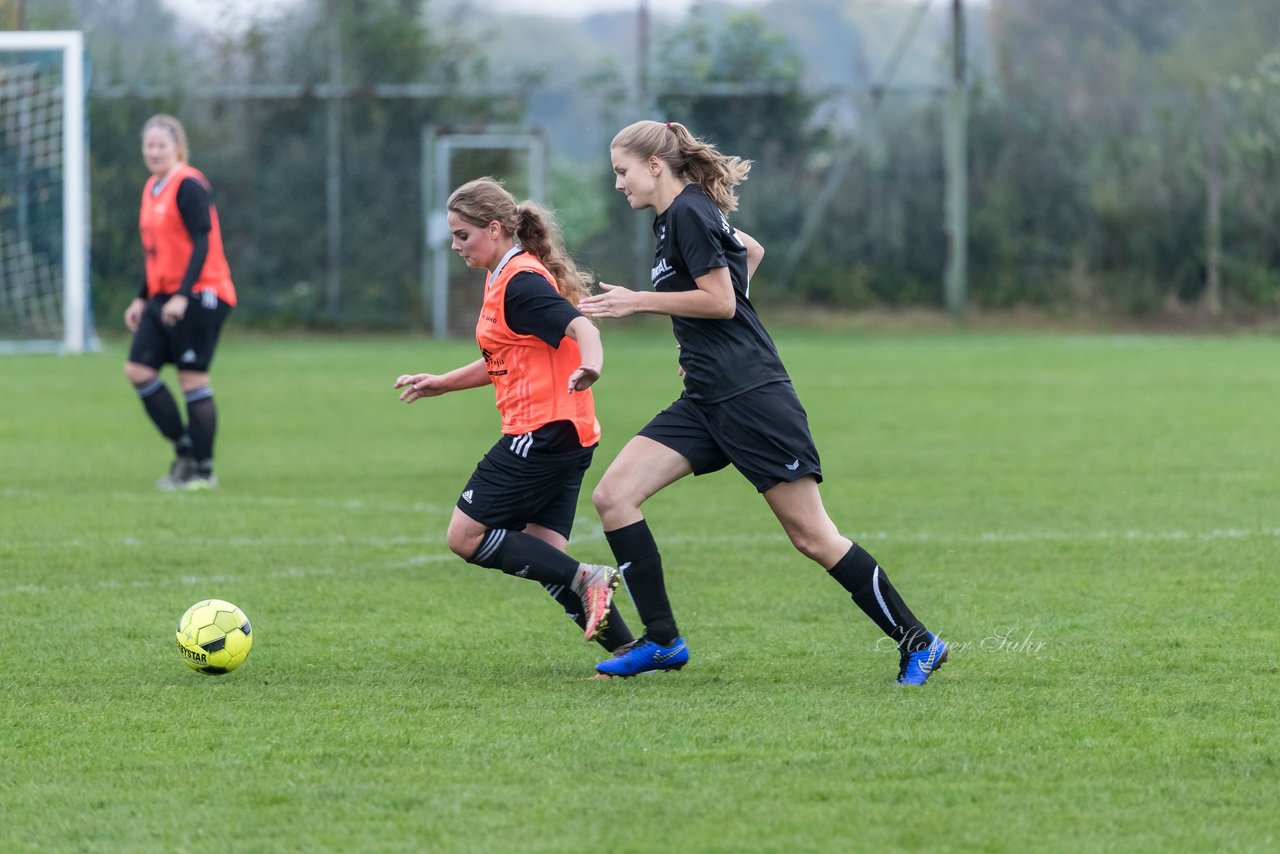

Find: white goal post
[421,127,547,338]
[0,30,91,354]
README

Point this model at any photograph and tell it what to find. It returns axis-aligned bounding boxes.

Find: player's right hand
[123,298,145,332]
[394,373,443,403]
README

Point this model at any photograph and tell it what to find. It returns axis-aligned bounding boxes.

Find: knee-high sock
[604,519,678,645]
[543,583,635,652]
[134,378,189,453]
[467,528,580,587]
[828,543,931,652]
[184,386,216,472]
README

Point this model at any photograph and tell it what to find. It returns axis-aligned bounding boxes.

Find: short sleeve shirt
[504,270,581,346]
[652,184,789,402]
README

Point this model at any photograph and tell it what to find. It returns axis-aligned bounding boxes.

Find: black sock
[467,529,579,587]
[543,583,635,652]
[134,378,186,448]
[828,544,931,652]
[185,386,217,471]
[605,519,678,645]
[594,604,635,652]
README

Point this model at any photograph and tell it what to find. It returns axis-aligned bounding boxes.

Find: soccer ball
[176,599,253,675]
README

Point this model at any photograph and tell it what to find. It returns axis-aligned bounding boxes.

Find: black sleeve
[671,198,728,280]
[175,177,212,297]
[505,271,582,347]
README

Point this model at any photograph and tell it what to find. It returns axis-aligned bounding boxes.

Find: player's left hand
[161,294,188,326]
[579,282,638,319]
[568,366,600,393]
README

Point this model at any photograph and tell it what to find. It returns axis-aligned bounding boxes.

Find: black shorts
[128,290,232,373]
[457,425,596,539]
[638,381,823,493]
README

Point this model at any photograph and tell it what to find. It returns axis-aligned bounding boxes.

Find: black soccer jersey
[505,268,582,347]
[651,184,789,402]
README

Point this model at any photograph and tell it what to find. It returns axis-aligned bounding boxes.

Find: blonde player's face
[142,127,180,177]
[447,210,505,272]
[611,147,660,210]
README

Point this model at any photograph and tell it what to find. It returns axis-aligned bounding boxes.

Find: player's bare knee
[786,528,827,563]
[591,479,617,516]
[124,361,155,385]
[446,525,481,560]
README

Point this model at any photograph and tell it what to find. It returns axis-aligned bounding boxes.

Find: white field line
[4,487,1277,547]
[4,554,458,596]
[14,524,1278,553]
[656,527,1280,546]
[0,487,454,516]
[3,487,1277,597]
[4,523,1277,599]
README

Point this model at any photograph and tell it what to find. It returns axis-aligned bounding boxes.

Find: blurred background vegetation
[7,0,1280,332]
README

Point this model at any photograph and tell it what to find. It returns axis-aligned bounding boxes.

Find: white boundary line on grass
[4,487,1277,597]
[5,486,1278,547]
[3,525,1278,599]
[4,554,458,596]
[0,487,456,516]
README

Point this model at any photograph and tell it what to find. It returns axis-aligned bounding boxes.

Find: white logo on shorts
[461,489,473,504]
[180,349,197,364]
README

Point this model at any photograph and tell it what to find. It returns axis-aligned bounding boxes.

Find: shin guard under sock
[134,378,186,447]
[467,528,579,587]
[604,519,678,645]
[828,543,930,652]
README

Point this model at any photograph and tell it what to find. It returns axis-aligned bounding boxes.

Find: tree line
[27,0,1280,329]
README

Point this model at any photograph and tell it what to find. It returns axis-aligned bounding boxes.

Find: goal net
[0,31,91,354]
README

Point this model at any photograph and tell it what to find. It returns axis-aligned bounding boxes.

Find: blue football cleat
[595,636,689,678]
[897,632,948,686]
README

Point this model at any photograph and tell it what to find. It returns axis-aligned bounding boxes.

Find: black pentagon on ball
[200,636,227,653]
[241,620,251,635]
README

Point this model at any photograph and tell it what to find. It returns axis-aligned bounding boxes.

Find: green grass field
[2,327,1277,852]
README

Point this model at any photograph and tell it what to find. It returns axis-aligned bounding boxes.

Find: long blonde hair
[446,177,593,306]
[611,120,751,213]
[141,114,189,163]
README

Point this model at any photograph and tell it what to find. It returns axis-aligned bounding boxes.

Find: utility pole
[1203,82,1222,316]
[325,0,343,317]
[943,0,968,316]
[632,0,654,293]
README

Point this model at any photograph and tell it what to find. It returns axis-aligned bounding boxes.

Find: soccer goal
[0,30,92,354]
[421,127,547,337]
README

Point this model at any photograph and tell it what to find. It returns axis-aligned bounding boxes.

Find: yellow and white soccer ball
[176,599,253,675]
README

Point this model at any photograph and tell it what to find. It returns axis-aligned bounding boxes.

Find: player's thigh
[762,476,847,567]
[595,435,694,509]
[173,295,231,374]
[126,299,172,370]
[526,446,594,540]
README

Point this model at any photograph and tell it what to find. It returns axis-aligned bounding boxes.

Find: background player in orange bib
[123,114,235,491]
[394,177,632,656]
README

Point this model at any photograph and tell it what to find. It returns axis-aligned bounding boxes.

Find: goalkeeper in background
[123,114,236,491]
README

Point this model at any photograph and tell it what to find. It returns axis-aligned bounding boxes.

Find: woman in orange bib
[123,114,235,491]
[394,177,633,660]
